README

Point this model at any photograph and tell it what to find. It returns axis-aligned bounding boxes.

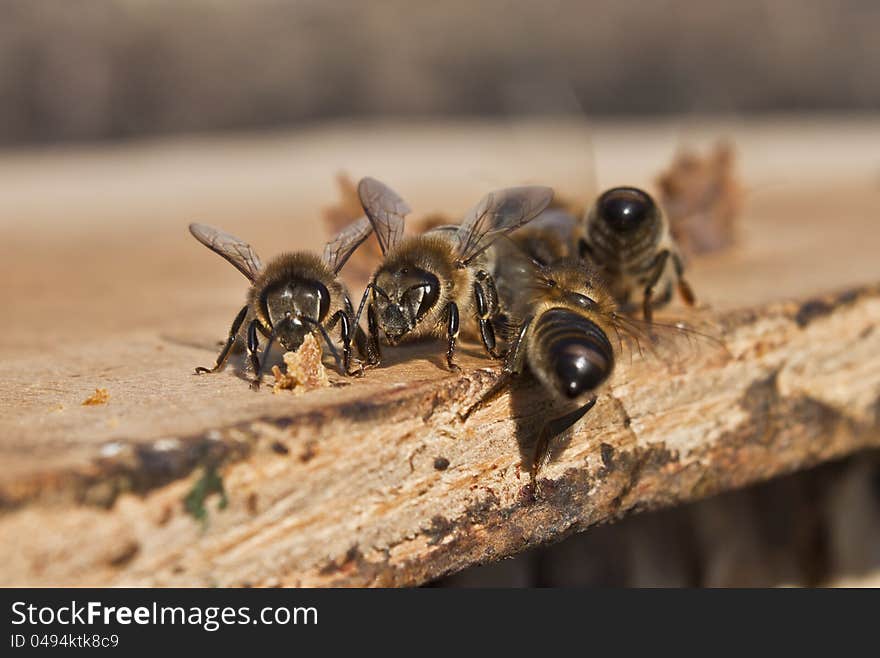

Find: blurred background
[2,1,879,587]
[3,0,880,145]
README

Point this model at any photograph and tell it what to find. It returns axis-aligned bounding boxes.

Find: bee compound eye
[413,283,435,319]
[308,280,330,321]
[410,271,440,320]
[567,292,595,310]
[598,187,654,233]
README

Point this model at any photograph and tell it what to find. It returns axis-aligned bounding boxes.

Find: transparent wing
[322,215,374,274]
[356,177,410,255]
[189,223,263,282]
[515,207,580,264]
[454,186,554,264]
[528,207,580,239]
[607,311,728,370]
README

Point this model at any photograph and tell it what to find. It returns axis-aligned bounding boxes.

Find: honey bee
[578,186,696,323]
[353,177,554,370]
[189,216,372,388]
[462,252,714,487]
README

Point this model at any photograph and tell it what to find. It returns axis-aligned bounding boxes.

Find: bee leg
[641,249,671,324]
[353,282,372,328]
[335,300,354,374]
[530,396,597,491]
[195,305,248,375]
[366,302,382,366]
[672,253,696,306]
[478,317,498,358]
[342,294,370,371]
[352,282,380,367]
[322,309,352,375]
[352,326,372,370]
[444,301,461,371]
[308,315,345,375]
[473,271,501,359]
[339,297,364,376]
[246,319,263,390]
[459,315,532,422]
[340,319,361,376]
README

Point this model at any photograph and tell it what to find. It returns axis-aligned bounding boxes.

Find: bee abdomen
[532,308,614,399]
[587,219,659,273]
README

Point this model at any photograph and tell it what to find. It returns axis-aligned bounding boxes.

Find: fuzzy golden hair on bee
[373,234,474,342]
[526,258,709,368]
[530,259,614,305]
[247,252,348,326]
[462,248,721,489]
[579,186,696,322]
[354,177,554,370]
[379,235,458,292]
[188,216,373,388]
[252,251,336,286]
[495,255,615,334]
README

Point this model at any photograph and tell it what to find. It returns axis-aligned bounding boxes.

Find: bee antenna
[255,317,291,383]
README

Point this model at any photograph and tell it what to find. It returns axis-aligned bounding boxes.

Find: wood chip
[81,388,110,406]
[271,334,331,394]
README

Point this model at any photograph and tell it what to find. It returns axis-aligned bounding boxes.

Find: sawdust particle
[82,388,110,406]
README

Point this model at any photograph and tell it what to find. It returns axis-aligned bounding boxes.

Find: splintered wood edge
[4,283,880,587]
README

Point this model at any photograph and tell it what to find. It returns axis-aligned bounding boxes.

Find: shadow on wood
[2,119,880,586]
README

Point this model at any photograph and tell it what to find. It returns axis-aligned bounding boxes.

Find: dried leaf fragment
[657,141,743,256]
[322,172,380,281]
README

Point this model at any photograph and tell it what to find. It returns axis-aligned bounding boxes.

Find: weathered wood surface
[1,118,879,586]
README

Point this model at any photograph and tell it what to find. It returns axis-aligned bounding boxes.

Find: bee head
[262,279,331,351]
[596,187,657,234]
[373,267,440,344]
[275,315,311,352]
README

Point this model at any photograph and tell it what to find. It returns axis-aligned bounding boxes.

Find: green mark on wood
[184,466,228,524]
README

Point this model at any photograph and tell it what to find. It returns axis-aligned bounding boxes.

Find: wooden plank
[2,118,880,586]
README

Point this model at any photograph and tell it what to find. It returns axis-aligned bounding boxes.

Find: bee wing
[322,215,374,274]
[454,186,554,265]
[189,223,263,282]
[608,312,728,368]
[357,177,411,255]
[529,208,580,241]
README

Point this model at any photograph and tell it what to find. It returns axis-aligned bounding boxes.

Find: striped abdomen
[586,212,662,276]
[530,308,614,400]
[585,187,663,278]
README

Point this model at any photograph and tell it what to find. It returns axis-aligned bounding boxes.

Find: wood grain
[2,118,879,586]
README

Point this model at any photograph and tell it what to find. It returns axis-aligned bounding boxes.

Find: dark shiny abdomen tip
[597,187,655,233]
[552,339,611,399]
